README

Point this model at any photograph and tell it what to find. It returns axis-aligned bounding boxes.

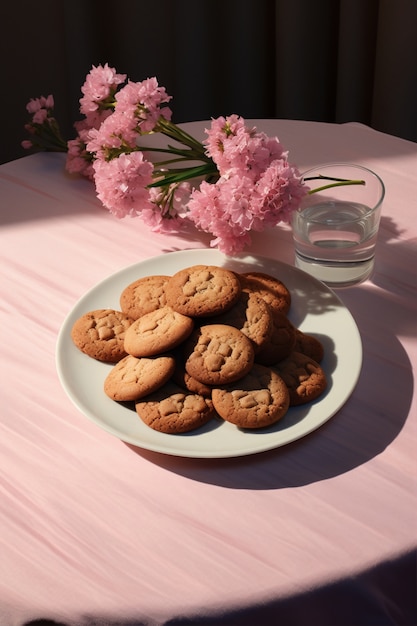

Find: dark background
[2,0,416,165]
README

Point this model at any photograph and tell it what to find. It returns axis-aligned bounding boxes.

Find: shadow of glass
[221,251,346,322]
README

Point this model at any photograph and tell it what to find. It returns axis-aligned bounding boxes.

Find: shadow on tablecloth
[21,549,417,626]
[126,324,412,490]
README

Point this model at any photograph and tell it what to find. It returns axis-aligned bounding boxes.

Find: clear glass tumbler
[292,163,385,288]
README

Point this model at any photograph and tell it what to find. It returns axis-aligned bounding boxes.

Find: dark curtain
[2,0,416,164]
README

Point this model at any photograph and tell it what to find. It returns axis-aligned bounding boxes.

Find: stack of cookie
[71,264,327,434]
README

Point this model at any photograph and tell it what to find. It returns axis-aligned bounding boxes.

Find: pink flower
[204,115,288,179]
[22,94,67,153]
[149,182,191,218]
[145,182,191,231]
[23,72,309,255]
[65,116,111,179]
[187,155,307,255]
[32,108,48,125]
[25,95,54,124]
[26,95,54,115]
[66,130,95,180]
[79,64,126,115]
[92,151,154,218]
[86,108,138,159]
[187,176,254,254]
[80,109,113,131]
[138,206,166,231]
[204,115,248,173]
[85,77,173,160]
[138,182,191,233]
[255,161,307,225]
[115,78,172,132]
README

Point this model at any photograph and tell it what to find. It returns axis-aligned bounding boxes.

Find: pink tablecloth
[1,120,416,626]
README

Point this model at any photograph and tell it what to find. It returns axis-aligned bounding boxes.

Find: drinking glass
[292,163,385,287]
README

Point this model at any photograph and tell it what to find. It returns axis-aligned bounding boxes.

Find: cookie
[211,364,290,429]
[135,381,215,434]
[104,354,176,401]
[272,351,327,405]
[255,310,296,365]
[124,306,194,357]
[293,329,324,363]
[71,309,133,363]
[120,275,169,320]
[172,356,213,397]
[184,324,255,385]
[239,271,291,315]
[207,291,273,353]
[166,265,241,317]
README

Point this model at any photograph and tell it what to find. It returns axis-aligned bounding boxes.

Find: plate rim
[56,249,363,458]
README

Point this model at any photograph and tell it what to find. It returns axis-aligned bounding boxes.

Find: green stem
[137,143,213,163]
[305,175,365,194]
[148,163,219,188]
[156,117,207,153]
[30,121,68,151]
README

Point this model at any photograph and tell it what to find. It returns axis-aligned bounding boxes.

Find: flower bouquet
[22,64,362,255]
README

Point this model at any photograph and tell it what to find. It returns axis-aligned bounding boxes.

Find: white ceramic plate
[56,249,362,458]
